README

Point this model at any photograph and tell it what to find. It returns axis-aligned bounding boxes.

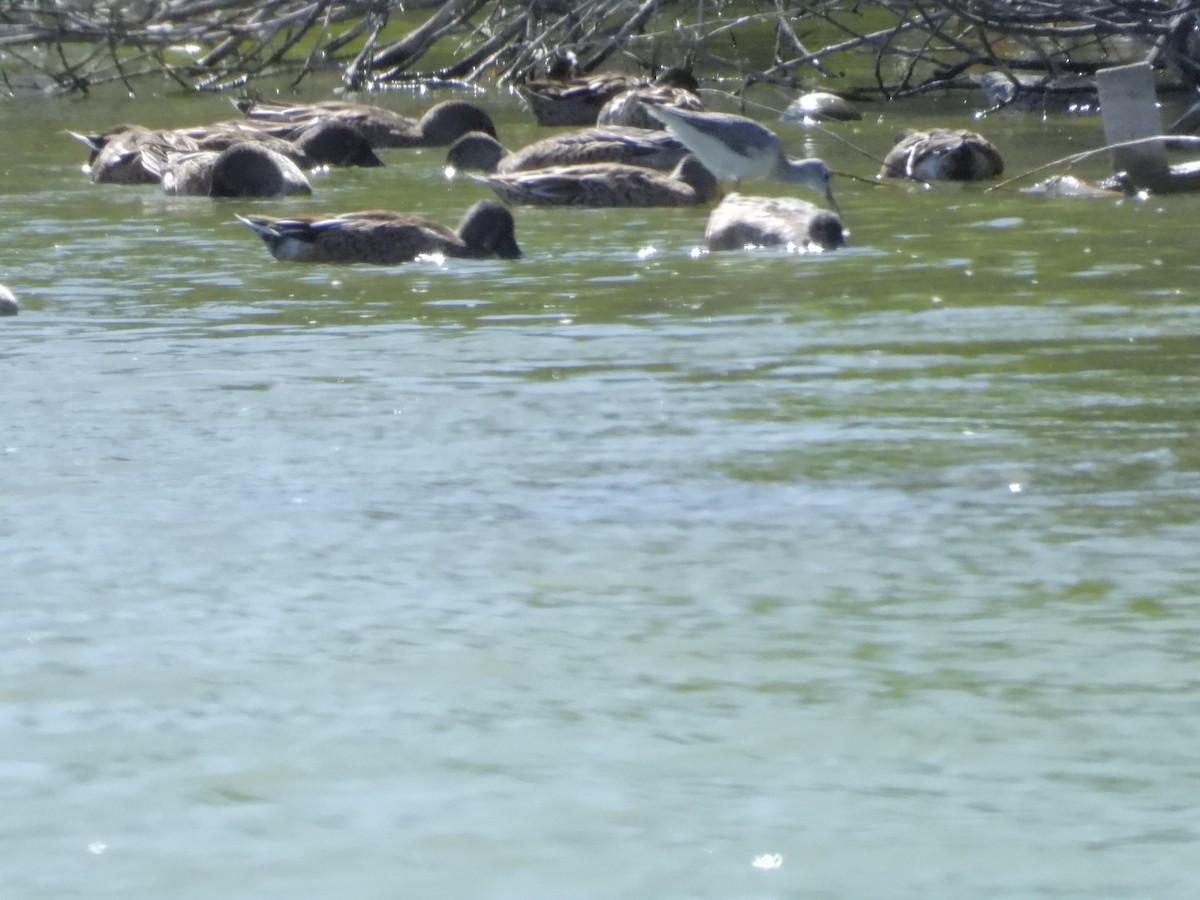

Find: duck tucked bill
[236,200,522,264]
[473,154,720,208]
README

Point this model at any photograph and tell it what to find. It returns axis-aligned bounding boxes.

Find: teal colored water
[3,80,1200,898]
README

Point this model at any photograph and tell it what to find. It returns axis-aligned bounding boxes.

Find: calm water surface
[3,81,1200,898]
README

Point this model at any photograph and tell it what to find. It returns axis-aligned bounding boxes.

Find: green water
[3,80,1200,898]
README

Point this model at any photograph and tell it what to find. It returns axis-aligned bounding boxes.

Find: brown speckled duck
[518,67,699,127]
[879,128,1003,181]
[705,193,844,252]
[597,83,704,130]
[238,99,497,148]
[71,118,380,185]
[147,143,313,198]
[473,154,720,208]
[446,126,688,174]
[71,125,200,184]
[289,120,384,167]
[180,119,383,168]
[236,200,522,264]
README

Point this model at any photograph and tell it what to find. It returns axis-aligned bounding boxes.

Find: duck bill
[67,130,104,158]
[825,186,841,217]
[498,237,522,260]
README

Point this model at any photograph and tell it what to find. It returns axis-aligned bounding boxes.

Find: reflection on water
[3,81,1200,899]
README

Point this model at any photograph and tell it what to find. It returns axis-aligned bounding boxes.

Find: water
[3,81,1200,898]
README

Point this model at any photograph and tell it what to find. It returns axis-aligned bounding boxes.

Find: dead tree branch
[0,1,1198,98]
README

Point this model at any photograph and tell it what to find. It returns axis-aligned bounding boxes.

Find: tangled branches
[1,1,1199,98]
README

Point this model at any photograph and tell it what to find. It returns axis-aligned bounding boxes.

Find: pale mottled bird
[1020,174,1130,199]
[705,193,845,252]
[781,92,862,123]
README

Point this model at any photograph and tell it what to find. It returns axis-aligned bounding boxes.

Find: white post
[1096,62,1171,189]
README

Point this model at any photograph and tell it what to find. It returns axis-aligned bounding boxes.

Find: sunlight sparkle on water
[980,217,1024,229]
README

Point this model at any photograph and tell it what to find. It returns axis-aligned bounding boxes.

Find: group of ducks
[272,96,1003,262]
[37,69,1012,285]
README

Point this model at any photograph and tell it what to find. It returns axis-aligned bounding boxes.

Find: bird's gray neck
[774,156,818,184]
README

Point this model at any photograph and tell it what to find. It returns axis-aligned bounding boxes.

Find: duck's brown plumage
[73,116,378,187]
[446,126,689,174]
[73,125,200,184]
[597,85,704,130]
[236,200,522,264]
[176,118,383,168]
[239,99,496,148]
[517,73,642,126]
[476,154,720,208]
[149,143,313,198]
[290,120,384,167]
[518,67,699,127]
[179,121,302,155]
[879,128,1003,181]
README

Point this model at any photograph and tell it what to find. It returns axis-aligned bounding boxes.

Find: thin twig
[987,134,1200,190]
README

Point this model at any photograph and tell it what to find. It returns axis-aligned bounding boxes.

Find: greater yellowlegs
[644,103,838,211]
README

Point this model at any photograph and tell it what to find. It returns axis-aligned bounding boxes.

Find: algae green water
[3,81,1200,898]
